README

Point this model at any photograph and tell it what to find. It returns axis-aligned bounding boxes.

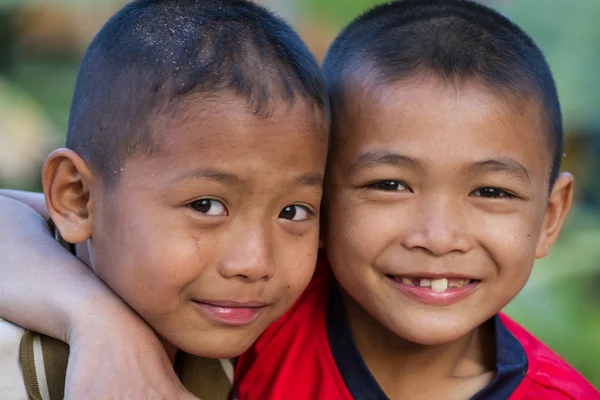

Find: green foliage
[305,0,384,27]
[8,61,77,133]
[505,207,600,387]
[501,0,600,132]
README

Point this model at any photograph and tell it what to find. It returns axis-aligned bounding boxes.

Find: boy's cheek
[279,236,320,291]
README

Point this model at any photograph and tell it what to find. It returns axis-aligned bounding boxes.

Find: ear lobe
[42,148,95,244]
[535,172,574,258]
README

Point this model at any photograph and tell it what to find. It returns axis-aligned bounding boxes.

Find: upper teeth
[398,277,469,292]
[431,278,448,292]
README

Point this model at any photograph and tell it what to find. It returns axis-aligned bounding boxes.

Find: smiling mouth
[192,300,269,325]
[388,276,478,293]
[386,274,481,305]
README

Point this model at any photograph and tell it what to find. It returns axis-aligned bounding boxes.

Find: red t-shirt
[236,257,599,399]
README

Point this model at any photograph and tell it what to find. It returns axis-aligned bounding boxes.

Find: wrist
[63,273,136,344]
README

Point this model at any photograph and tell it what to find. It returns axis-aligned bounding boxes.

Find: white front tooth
[419,278,432,287]
[431,278,448,293]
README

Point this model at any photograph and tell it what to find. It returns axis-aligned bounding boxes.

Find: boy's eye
[279,205,314,222]
[189,199,228,216]
[368,181,409,191]
[471,187,516,199]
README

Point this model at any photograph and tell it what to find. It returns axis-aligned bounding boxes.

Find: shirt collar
[326,283,527,399]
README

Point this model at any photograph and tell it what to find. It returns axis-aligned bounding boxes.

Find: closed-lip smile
[192,299,269,325]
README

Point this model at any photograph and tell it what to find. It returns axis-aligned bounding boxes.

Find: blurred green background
[0,0,598,387]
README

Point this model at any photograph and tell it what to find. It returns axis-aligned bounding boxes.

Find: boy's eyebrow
[295,173,324,188]
[173,168,244,185]
[350,152,532,182]
[468,158,532,183]
[351,150,422,171]
[172,169,323,188]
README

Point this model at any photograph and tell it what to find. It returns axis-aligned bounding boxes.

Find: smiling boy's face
[86,95,328,357]
[325,77,573,345]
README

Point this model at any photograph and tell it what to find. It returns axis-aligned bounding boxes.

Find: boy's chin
[168,329,260,359]
[384,314,489,347]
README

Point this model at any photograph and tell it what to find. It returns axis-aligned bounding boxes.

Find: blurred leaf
[0,75,58,189]
[8,61,78,133]
[488,0,600,133]
[505,221,600,387]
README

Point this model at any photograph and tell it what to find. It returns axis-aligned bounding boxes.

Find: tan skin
[325,76,573,399]
[43,93,328,360]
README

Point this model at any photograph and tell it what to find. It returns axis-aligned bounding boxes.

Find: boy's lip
[386,275,480,306]
[191,299,268,326]
[194,299,269,308]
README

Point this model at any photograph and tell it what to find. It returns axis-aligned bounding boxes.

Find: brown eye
[189,199,228,216]
[471,187,515,199]
[279,205,313,221]
[369,181,409,191]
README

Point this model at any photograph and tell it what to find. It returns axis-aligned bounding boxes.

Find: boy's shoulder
[500,314,599,399]
[0,320,71,400]
[0,318,235,400]
[0,318,29,399]
[0,320,66,400]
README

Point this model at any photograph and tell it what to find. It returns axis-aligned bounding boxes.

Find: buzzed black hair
[322,0,562,186]
[66,0,329,183]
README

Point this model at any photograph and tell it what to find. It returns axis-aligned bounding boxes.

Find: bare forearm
[0,189,50,219]
[0,195,128,342]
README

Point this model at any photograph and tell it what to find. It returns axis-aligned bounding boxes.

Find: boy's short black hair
[322,0,562,186]
[66,0,329,183]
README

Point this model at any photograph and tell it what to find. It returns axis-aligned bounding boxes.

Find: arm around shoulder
[0,193,119,342]
[0,189,49,219]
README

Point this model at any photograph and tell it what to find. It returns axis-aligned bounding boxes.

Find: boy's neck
[340,290,496,399]
[160,338,179,365]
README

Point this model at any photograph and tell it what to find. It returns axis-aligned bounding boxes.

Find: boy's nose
[401,198,472,256]
[217,229,275,282]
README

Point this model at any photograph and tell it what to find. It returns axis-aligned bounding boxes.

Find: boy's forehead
[153,93,327,140]
[340,77,545,139]
[129,93,329,171]
[332,77,551,178]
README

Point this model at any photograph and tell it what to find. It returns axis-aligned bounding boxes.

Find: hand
[64,301,198,400]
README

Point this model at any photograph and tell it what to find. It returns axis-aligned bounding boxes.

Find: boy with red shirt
[235,1,598,398]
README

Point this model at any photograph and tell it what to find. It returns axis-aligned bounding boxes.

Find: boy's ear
[42,148,96,244]
[535,172,574,258]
